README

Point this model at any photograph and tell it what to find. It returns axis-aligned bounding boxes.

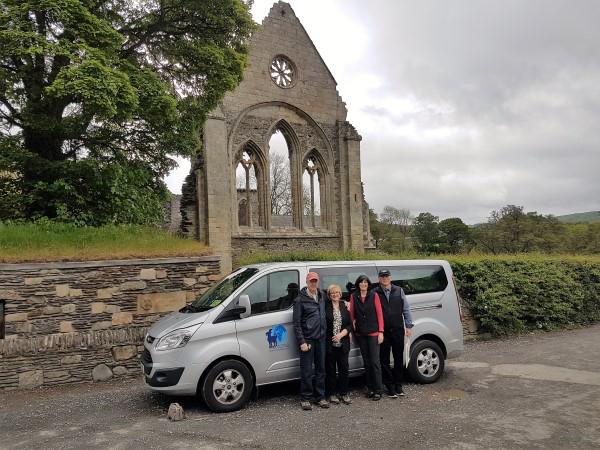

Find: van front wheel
[201,360,253,413]
[408,340,445,384]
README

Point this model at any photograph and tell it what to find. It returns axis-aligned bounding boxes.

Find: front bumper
[140,343,206,395]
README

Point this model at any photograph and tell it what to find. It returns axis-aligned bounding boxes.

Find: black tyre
[201,360,253,413]
[408,339,445,384]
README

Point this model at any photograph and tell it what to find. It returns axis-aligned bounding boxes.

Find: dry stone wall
[0,256,220,390]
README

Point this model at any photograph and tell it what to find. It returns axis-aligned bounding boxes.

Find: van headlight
[155,323,202,351]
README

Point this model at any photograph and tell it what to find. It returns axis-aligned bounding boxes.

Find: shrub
[448,258,599,335]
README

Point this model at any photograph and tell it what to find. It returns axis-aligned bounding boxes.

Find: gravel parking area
[1,324,600,450]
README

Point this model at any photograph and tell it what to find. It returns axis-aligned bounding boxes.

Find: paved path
[1,324,600,449]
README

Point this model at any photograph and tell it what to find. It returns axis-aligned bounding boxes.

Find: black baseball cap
[378,269,391,277]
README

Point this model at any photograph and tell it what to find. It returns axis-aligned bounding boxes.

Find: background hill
[557,211,600,223]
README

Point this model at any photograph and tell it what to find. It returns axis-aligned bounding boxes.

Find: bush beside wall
[450,258,600,335]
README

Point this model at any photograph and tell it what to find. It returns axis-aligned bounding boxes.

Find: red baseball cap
[306,272,319,282]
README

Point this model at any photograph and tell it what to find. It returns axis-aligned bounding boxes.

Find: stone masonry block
[183,277,196,287]
[104,304,120,313]
[137,291,186,314]
[156,269,168,279]
[44,370,69,382]
[195,266,208,272]
[120,281,147,291]
[61,304,76,313]
[208,274,222,282]
[19,370,43,388]
[111,312,133,325]
[97,287,119,299]
[0,289,23,300]
[92,364,113,382]
[111,345,138,361]
[139,268,156,280]
[5,313,28,322]
[68,288,83,297]
[24,277,44,285]
[91,302,105,314]
[43,306,61,314]
[16,321,33,333]
[27,309,43,318]
[113,366,128,376]
[91,321,112,331]
[59,321,75,333]
[61,355,82,364]
[55,284,70,297]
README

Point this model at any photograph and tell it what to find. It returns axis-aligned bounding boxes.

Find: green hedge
[450,258,600,335]
[238,251,600,336]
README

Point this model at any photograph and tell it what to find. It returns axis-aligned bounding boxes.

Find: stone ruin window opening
[236,148,260,228]
[270,55,296,88]
[303,155,322,229]
[269,130,294,229]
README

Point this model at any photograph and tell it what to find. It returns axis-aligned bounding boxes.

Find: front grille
[141,348,153,375]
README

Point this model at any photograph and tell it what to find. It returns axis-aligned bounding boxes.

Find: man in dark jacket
[375,269,414,398]
[293,272,328,410]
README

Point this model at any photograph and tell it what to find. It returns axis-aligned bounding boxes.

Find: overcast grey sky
[165,0,600,224]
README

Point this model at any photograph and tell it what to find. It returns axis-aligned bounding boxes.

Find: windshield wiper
[179,303,197,313]
[180,304,214,313]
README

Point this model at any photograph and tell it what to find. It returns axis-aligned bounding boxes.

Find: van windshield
[185,267,259,313]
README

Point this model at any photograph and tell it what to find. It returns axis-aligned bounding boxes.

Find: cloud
[166,0,600,224]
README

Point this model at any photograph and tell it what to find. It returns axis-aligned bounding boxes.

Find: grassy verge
[0,222,209,263]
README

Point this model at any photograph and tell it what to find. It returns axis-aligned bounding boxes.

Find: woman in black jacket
[325,284,353,405]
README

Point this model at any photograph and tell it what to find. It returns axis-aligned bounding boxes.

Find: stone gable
[181,1,370,272]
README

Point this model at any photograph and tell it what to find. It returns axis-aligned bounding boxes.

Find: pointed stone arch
[302,148,332,230]
[266,119,302,229]
[232,140,268,231]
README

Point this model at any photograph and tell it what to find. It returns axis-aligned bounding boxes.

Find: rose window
[270,55,296,88]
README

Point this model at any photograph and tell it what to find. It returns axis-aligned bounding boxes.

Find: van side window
[309,266,378,301]
[239,270,299,315]
[383,266,448,295]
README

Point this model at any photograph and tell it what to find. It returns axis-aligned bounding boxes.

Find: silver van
[141,260,464,412]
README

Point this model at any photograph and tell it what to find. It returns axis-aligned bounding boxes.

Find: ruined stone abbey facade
[180,2,370,272]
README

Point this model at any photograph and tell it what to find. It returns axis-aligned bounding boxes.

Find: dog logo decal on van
[265,324,288,350]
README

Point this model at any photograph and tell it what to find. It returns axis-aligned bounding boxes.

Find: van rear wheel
[408,339,445,384]
[201,360,253,413]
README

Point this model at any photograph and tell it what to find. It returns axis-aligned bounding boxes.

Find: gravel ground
[1,324,600,450]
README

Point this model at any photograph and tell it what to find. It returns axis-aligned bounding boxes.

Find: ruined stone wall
[0,256,220,390]
[162,193,182,234]
[232,236,341,267]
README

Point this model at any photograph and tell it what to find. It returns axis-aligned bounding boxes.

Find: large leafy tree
[438,217,471,253]
[412,212,440,253]
[0,0,254,224]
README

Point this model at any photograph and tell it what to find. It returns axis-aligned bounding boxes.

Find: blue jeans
[299,338,326,401]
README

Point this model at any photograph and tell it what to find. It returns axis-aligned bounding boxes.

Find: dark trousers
[325,345,350,396]
[380,328,405,388]
[356,335,383,394]
[299,338,326,401]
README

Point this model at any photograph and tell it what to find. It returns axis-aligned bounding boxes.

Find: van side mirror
[237,294,251,319]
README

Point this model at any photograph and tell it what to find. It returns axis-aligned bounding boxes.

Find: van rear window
[380,266,448,295]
